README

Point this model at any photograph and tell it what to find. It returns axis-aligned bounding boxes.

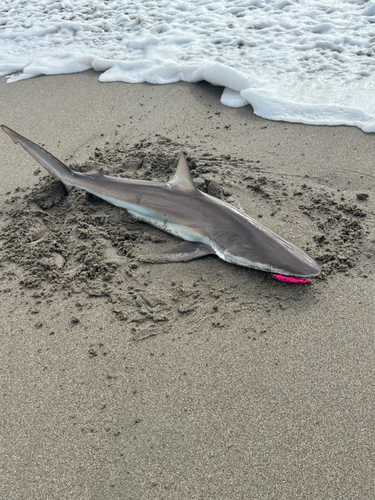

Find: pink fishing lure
[273,274,311,284]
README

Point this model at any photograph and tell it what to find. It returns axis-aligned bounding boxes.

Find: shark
[1,125,320,279]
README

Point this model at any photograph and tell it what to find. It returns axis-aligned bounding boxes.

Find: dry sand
[1,71,374,499]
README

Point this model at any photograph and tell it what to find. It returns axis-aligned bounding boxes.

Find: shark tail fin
[1,125,75,191]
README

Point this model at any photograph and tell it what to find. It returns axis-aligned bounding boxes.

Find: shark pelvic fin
[168,152,196,191]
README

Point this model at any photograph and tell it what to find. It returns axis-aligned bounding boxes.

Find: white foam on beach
[1,0,375,131]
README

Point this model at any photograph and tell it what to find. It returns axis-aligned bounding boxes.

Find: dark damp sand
[1,71,374,499]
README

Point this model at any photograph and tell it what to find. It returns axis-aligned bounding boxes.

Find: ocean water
[1,0,375,131]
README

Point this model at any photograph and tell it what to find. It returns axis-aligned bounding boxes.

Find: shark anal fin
[141,241,214,263]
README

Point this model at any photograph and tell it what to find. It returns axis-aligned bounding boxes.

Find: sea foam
[1,0,375,131]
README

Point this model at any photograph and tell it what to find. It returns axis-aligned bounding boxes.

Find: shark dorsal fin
[85,168,103,178]
[85,168,103,176]
[168,152,196,191]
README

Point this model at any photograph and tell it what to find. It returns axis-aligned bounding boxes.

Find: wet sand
[1,71,375,499]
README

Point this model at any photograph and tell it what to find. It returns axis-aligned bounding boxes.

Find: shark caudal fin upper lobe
[1,125,75,189]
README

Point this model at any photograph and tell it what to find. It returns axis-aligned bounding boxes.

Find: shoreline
[1,71,374,499]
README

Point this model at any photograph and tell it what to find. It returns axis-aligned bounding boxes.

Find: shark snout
[282,251,321,277]
[295,261,320,277]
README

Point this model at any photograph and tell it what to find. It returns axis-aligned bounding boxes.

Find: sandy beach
[1,71,374,499]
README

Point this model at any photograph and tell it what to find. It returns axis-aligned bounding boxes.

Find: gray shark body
[1,125,320,277]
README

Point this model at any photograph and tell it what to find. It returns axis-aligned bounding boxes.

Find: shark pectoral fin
[159,241,214,261]
[140,241,214,263]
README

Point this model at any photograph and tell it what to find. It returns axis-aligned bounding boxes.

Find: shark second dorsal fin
[85,168,104,179]
[168,152,196,191]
